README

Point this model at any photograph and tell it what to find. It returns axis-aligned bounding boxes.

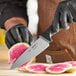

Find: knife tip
[10,64,16,70]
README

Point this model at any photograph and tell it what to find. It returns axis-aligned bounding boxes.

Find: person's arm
[4,17,27,31]
[0,0,28,29]
[0,0,33,49]
[50,0,76,34]
[5,23,33,49]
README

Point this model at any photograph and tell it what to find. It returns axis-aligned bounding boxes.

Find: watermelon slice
[25,63,49,73]
[46,63,72,74]
[65,61,76,72]
[8,42,35,70]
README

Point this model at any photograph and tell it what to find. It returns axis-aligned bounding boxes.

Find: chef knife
[10,24,59,69]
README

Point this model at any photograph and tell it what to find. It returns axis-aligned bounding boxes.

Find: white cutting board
[0,62,76,76]
[0,47,76,76]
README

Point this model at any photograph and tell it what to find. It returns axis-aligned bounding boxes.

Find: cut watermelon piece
[25,63,49,73]
[65,61,76,72]
[46,63,72,74]
[8,42,35,69]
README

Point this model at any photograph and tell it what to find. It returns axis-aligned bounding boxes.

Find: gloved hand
[5,24,33,49]
[51,0,76,33]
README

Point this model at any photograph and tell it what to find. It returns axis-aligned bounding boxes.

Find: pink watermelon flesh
[9,43,30,67]
[27,64,47,72]
[47,63,71,73]
[66,61,76,67]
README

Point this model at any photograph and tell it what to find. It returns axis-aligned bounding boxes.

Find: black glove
[51,0,76,33]
[5,24,33,49]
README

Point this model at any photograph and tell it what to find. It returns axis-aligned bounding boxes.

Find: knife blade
[11,24,59,69]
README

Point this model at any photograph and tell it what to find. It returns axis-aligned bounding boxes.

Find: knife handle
[41,25,59,42]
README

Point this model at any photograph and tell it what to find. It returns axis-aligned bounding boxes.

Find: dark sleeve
[0,0,28,29]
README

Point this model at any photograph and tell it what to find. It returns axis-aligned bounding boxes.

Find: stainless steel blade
[11,36,50,69]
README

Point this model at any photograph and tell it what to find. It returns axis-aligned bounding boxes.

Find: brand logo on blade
[31,43,38,50]
[26,43,38,53]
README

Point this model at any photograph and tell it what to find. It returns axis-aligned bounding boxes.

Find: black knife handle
[41,25,59,42]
